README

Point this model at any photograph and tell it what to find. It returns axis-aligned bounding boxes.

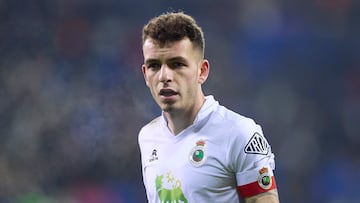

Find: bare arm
[244,189,279,203]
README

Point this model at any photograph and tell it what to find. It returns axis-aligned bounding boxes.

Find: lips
[159,89,178,96]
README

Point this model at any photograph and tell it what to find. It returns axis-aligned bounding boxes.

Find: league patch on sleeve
[237,167,277,198]
[244,132,270,155]
[258,167,272,189]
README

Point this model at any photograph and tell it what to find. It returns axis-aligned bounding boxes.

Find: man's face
[142,38,209,113]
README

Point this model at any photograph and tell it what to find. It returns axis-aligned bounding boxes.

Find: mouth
[159,89,178,97]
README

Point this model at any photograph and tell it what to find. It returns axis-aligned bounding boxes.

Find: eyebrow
[144,58,159,65]
[167,56,187,63]
[145,56,187,65]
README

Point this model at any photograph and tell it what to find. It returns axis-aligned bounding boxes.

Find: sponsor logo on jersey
[155,172,188,202]
[189,140,206,167]
[149,149,159,162]
[257,167,272,189]
[244,132,270,155]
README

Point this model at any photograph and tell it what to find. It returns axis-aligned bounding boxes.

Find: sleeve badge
[258,167,272,190]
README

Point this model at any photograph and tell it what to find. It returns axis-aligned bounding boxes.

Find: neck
[165,96,206,135]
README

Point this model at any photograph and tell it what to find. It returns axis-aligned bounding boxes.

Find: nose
[159,65,172,83]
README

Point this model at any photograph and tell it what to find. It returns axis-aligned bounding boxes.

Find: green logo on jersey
[192,149,204,162]
[155,173,188,203]
[258,167,273,190]
[261,175,271,185]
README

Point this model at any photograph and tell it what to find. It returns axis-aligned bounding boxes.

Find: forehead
[142,38,198,60]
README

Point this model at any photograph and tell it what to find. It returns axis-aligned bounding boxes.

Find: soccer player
[138,11,279,203]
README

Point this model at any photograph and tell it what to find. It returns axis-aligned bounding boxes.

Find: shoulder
[213,105,260,138]
[138,116,161,140]
[212,105,271,155]
[143,116,162,128]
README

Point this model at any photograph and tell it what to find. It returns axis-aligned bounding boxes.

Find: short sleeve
[229,122,277,198]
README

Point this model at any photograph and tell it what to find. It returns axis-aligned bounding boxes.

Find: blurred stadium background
[0,0,359,202]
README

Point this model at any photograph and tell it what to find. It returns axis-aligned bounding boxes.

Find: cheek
[147,78,158,93]
[147,85,157,99]
[184,75,199,92]
[144,73,154,87]
[147,80,155,90]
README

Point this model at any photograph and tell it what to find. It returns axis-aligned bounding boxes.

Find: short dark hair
[142,12,205,56]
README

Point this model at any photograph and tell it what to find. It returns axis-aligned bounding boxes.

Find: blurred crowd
[0,0,359,202]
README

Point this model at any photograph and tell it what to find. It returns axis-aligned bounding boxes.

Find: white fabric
[138,95,275,203]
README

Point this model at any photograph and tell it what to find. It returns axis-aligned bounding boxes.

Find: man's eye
[148,63,160,69]
[172,62,185,68]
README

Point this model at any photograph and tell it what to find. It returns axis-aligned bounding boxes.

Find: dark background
[0,0,359,202]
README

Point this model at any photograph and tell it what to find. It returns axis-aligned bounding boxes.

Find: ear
[142,65,150,87]
[198,59,210,84]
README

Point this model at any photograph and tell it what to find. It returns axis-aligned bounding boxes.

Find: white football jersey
[138,95,277,203]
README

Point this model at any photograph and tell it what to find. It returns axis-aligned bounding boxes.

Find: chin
[161,106,174,113]
[158,100,176,111]
[161,103,179,113]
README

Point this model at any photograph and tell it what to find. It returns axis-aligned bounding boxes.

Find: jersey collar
[160,95,219,137]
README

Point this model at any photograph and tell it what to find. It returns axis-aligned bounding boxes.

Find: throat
[165,111,195,135]
[164,96,205,135]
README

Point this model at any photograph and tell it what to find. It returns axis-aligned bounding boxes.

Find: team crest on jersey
[244,132,270,155]
[189,139,206,167]
[257,167,272,189]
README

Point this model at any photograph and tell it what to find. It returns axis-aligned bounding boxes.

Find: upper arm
[229,120,278,199]
[244,189,279,203]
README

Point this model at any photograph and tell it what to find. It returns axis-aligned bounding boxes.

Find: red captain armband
[237,174,277,198]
